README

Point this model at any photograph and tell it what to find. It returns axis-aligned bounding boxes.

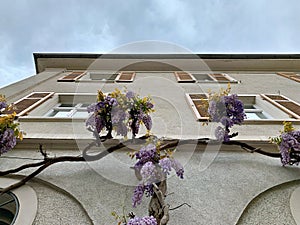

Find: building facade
[0,53,300,224]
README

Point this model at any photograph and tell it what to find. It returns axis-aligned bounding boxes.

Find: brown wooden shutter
[115,71,136,82]
[210,73,238,83]
[210,73,230,82]
[186,93,209,121]
[261,94,300,119]
[174,71,196,83]
[57,72,85,82]
[277,72,300,83]
[5,92,54,116]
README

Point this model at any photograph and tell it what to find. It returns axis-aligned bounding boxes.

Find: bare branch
[0,137,282,194]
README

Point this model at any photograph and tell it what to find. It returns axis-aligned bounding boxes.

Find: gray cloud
[1,0,300,87]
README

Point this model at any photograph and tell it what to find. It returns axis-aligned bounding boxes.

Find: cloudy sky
[1,0,300,87]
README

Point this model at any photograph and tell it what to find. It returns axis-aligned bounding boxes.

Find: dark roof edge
[33,53,300,74]
[33,52,300,59]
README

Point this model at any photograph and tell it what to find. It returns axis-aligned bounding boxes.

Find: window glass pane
[72,111,89,118]
[192,73,214,81]
[48,110,72,117]
[80,103,90,108]
[244,104,256,109]
[246,112,268,120]
[59,103,76,107]
[90,73,118,81]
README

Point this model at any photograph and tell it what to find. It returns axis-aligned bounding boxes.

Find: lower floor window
[0,191,18,225]
[45,103,89,118]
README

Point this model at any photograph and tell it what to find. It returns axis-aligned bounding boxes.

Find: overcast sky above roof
[1,0,300,88]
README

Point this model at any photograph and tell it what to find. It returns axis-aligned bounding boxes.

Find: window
[77,71,136,82]
[45,103,89,118]
[186,93,299,122]
[277,72,300,83]
[15,93,96,121]
[175,72,237,83]
[0,178,38,225]
[57,71,86,82]
[0,191,18,225]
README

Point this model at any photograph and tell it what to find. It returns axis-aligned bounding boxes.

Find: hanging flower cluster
[126,215,157,225]
[130,142,184,207]
[112,211,157,225]
[206,85,246,142]
[270,122,300,166]
[0,94,23,155]
[86,89,154,138]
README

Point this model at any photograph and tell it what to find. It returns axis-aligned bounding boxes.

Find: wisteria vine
[206,84,246,142]
[270,122,300,166]
[130,141,184,208]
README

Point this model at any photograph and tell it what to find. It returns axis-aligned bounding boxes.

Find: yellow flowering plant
[0,94,23,155]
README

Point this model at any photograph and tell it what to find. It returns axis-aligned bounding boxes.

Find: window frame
[175,71,238,83]
[44,102,89,119]
[18,93,97,122]
[186,93,300,124]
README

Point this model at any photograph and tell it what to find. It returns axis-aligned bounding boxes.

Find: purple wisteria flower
[132,184,145,208]
[131,143,184,207]
[0,128,17,155]
[86,89,154,138]
[208,94,246,142]
[134,144,157,167]
[126,91,135,99]
[171,158,184,179]
[142,114,152,131]
[159,158,172,175]
[140,161,156,182]
[279,131,300,165]
[127,215,157,225]
[0,101,7,111]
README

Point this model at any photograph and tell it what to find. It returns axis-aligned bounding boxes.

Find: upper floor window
[60,71,136,83]
[174,71,237,83]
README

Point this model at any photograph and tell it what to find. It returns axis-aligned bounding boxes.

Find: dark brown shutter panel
[115,72,135,82]
[189,94,208,100]
[264,94,287,101]
[174,72,196,83]
[58,72,85,82]
[210,73,230,82]
[261,94,300,119]
[277,101,300,116]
